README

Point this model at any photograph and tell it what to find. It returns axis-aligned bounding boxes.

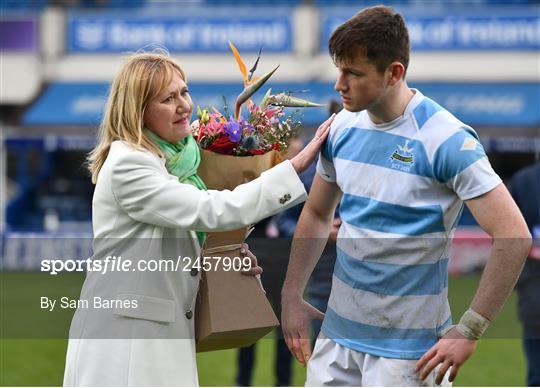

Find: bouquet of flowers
[195,43,323,353]
[194,42,322,157]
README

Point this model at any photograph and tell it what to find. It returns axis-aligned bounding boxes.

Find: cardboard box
[195,150,283,352]
[195,228,279,352]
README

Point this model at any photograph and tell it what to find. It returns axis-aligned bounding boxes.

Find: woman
[63,52,333,386]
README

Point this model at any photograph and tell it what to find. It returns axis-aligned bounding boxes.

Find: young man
[281,5,532,386]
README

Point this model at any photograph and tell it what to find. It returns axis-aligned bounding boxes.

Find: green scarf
[145,130,207,245]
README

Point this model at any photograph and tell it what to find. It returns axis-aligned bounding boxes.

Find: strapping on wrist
[456,308,491,340]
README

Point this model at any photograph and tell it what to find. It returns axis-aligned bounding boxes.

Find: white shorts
[306,333,451,387]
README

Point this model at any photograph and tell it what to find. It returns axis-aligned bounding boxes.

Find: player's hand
[281,295,324,367]
[415,327,477,384]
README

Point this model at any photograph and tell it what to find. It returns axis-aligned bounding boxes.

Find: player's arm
[281,175,342,366]
[466,183,531,320]
[417,183,531,383]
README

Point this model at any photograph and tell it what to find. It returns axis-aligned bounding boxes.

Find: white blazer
[63,141,307,386]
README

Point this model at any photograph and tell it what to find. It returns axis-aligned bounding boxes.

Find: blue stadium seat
[0,0,47,10]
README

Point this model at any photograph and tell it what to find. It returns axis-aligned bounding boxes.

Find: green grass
[0,272,527,386]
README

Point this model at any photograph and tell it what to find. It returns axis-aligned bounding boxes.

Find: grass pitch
[0,272,526,386]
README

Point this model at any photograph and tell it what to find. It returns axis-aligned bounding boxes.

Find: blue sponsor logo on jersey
[390,140,415,172]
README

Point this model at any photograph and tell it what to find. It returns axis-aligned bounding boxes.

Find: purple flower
[224,118,242,142]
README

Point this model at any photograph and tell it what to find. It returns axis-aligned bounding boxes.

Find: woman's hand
[240,243,262,276]
[240,243,266,294]
[290,113,335,173]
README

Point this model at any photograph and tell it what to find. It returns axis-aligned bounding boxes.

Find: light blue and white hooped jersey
[316,89,501,360]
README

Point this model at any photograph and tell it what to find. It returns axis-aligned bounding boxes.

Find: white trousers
[306,333,451,387]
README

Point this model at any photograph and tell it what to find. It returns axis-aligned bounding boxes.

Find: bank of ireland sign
[321,7,540,51]
[67,13,292,53]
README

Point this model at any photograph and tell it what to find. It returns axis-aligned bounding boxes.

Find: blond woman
[63,52,333,386]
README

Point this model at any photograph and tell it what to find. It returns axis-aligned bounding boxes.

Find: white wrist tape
[456,308,491,340]
[438,324,456,338]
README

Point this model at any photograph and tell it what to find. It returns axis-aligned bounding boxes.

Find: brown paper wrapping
[197,149,283,191]
[195,149,283,352]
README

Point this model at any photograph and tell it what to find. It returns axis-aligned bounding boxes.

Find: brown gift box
[195,149,283,353]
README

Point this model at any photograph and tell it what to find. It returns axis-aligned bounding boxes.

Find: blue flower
[224,118,242,142]
[241,136,258,150]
